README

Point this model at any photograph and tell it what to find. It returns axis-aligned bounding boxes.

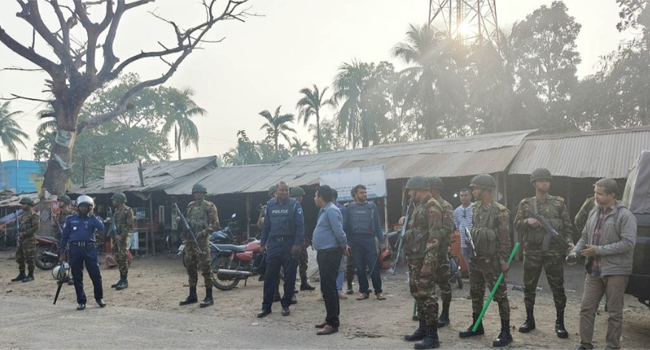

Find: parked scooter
[211,239,265,291]
[35,235,60,270]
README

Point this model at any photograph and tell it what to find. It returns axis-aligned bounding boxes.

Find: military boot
[459,313,484,338]
[405,319,427,341]
[437,301,450,328]
[300,279,315,291]
[555,309,569,339]
[493,320,513,347]
[291,293,298,305]
[22,270,35,283]
[115,273,128,290]
[200,288,214,308]
[11,271,26,282]
[414,325,440,349]
[111,277,123,288]
[518,306,535,333]
[179,286,198,306]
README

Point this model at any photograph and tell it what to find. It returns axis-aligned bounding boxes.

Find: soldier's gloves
[291,245,301,258]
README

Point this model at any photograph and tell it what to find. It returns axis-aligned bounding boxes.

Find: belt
[318,247,342,254]
[70,241,94,247]
[269,236,293,243]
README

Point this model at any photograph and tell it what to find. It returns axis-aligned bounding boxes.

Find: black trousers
[262,240,298,310]
[69,244,103,304]
[317,248,344,328]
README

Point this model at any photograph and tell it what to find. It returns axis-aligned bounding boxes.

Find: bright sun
[458,22,473,38]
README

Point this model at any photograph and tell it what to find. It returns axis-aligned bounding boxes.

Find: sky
[0,0,636,163]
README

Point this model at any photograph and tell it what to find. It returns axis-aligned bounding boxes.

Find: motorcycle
[211,239,265,291]
[35,235,60,270]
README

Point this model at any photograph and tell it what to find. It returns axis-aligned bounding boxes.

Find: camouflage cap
[111,193,127,203]
[289,186,305,197]
[470,174,497,190]
[428,177,445,191]
[405,176,430,191]
[19,197,34,206]
[268,185,276,197]
[530,168,552,183]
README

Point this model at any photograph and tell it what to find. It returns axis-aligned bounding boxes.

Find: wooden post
[383,197,389,232]
[149,196,155,256]
[245,194,251,239]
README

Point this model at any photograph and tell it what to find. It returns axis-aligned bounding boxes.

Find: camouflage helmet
[111,193,127,203]
[289,186,305,198]
[428,177,445,191]
[268,185,276,197]
[19,197,34,206]
[58,194,71,205]
[530,167,552,183]
[192,183,207,194]
[405,176,430,191]
[470,174,497,190]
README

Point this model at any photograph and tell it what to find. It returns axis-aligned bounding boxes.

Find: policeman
[257,181,305,318]
[257,185,286,302]
[403,176,443,350]
[107,193,134,291]
[59,195,106,310]
[459,174,513,347]
[428,177,455,328]
[514,168,574,338]
[290,186,316,291]
[178,183,219,308]
[11,197,40,283]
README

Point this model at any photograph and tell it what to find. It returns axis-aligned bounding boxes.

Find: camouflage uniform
[574,196,595,240]
[17,208,40,272]
[112,205,134,275]
[299,228,311,281]
[405,194,444,326]
[515,195,573,310]
[468,200,512,321]
[184,200,219,288]
[434,197,454,305]
[52,207,74,241]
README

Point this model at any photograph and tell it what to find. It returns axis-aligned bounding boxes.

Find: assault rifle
[106,207,120,252]
[388,200,413,275]
[529,198,569,250]
[173,203,203,254]
[53,212,64,237]
[465,228,477,257]
[15,211,19,247]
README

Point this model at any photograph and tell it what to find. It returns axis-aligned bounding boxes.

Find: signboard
[129,231,139,250]
[319,164,387,202]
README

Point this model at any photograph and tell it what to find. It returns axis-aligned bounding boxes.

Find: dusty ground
[1,250,649,349]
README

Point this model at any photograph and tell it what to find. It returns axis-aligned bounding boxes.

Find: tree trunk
[175,125,181,160]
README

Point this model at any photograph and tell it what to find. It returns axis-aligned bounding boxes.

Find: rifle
[106,208,120,252]
[388,200,413,275]
[15,211,19,247]
[53,211,64,237]
[465,228,477,257]
[173,203,203,254]
[53,261,70,305]
[529,198,569,250]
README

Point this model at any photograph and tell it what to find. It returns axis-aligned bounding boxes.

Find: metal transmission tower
[428,0,500,45]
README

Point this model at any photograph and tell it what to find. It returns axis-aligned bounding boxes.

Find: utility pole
[428,0,500,45]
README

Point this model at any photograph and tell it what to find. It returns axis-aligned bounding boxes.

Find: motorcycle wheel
[35,245,57,270]
[211,256,240,291]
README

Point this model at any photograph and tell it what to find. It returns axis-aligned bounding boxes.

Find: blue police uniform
[259,197,305,311]
[60,213,105,305]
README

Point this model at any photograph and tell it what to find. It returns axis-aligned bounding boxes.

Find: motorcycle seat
[214,244,247,252]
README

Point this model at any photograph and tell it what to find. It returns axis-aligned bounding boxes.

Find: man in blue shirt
[453,188,473,269]
[313,185,350,335]
[258,181,305,318]
[59,195,106,310]
[344,184,386,300]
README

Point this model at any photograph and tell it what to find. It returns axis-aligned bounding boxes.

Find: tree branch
[48,0,71,51]
[0,66,44,72]
[0,93,52,103]
[0,26,60,75]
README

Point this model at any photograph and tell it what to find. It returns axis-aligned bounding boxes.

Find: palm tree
[0,102,29,159]
[289,137,310,156]
[259,106,296,153]
[296,84,332,153]
[161,87,206,160]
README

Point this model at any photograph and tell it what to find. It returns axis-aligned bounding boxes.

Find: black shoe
[405,320,427,342]
[11,272,25,282]
[257,309,271,318]
[281,307,290,316]
[77,303,86,310]
[179,287,198,306]
[518,306,535,333]
[437,302,450,328]
[291,294,298,305]
[573,346,589,350]
[414,325,440,349]
[200,288,214,308]
[96,299,106,307]
[459,313,484,338]
[346,283,354,294]
[115,280,128,291]
[555,309,569,339]
[111,279,122,288]
[300,281,315,291]
[22,274,34,283]
[493,320,513,347]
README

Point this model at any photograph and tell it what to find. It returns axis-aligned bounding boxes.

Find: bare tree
[0,0,252,195]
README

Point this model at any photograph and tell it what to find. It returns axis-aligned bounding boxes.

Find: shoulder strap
[531,197,538,216]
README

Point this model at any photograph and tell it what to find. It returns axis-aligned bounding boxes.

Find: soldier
[459,174,513,347]
[107,193,134,291]
[514,168,575,338]
[403,176,442,350]
[428,177,455,328]
[11,197,40,283]
[289,186,316,291]
[574,195,595,241]
[178,183,219,308]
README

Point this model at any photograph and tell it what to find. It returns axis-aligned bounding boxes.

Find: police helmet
[268,185,276,197]
[76,195,95,207]
[405,176,430,191]
[111,193,127,203]
[52,262,70,280]
[58,194,71,204]
[470,174,497,190]
[192,183,207,194]
[530,168,552,183]
[19,197,34,206]
[289,186,305,198]
[428,177,445,191]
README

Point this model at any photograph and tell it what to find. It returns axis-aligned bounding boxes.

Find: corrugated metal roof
[509,127,650,178]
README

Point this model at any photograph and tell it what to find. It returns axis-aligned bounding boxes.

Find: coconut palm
[289,137,310,156]
[0,102,29,160]
[296,84,332,153]
[259,106,296,153]
[161,87,206,160]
